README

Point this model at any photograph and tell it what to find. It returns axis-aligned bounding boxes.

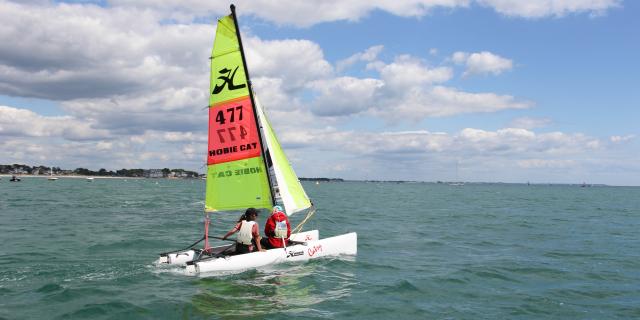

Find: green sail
[209,15,249,106]
[204,14,273,212]
[255,96,312,215]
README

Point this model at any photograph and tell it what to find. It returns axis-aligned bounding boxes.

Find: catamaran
[157,5,357,275]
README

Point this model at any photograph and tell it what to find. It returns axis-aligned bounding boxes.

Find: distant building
[144,169,163,178]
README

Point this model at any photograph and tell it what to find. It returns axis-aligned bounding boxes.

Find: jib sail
[255,96,312,216]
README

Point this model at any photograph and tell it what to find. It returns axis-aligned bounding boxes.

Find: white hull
[157,230,357,275]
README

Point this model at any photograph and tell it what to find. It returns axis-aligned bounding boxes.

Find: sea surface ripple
[1,178,639,319]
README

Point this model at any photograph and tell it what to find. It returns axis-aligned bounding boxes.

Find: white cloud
[245,37,333,91]
[0,105,109,140]
[610,134,635,143]
[285,127,603,161]
[162,131,205,143]
[451,51,469,64]
[268,126,629,184]
[452,51,513,77]
[455,128,603,157]
[0,1,212,100]
[517,159,576,168]
[421,86,530,116]
[60,87,207,134]
[104,0,620,27]
[309,77,383,116]
[106,0,472,27]
[336,45,384,72]
[305,53,529,121]
[376,55,453,88]
[478,0,621,18]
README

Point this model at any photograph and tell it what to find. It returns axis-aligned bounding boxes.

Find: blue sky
[249,3,639,136]
[0,0,638,185]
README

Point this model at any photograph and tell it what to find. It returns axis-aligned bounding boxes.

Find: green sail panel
[205,157,272,212]
[255,96,312,216]
[205,14,272,212]
[210,15,249,106]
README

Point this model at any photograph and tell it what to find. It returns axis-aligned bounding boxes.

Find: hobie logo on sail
[212,66,246,94]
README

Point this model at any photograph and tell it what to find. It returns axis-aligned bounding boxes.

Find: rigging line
[292,205,317,234]
[203,212,212,253]
[158,235,205,256]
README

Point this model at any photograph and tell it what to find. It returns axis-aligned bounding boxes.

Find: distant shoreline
[0,174,144,180]
[2,174,632,187]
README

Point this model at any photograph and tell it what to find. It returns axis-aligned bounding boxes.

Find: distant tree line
[299,177,344,182]
[1,164,200,178]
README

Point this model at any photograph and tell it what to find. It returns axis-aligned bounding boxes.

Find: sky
[0,0,638,185]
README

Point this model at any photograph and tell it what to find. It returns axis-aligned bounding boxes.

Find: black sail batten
[229,4,276,208]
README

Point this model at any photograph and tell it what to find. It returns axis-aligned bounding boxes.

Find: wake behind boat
[157,5,357,275]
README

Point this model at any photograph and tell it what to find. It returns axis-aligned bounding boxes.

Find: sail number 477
[215,106,243,124]
[215,106,248,142]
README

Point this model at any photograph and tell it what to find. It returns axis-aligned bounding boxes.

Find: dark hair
[237,207,259,222]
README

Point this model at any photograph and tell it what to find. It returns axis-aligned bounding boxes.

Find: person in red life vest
[261,205,291,249]
[222,208,265,254]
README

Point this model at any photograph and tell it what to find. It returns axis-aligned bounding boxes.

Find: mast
[229,4,276,207]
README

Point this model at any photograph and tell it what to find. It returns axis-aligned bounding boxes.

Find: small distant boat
[10,175,21,182]
[448,160,464,186]
[47,168,58,181]
[86,177,94,181]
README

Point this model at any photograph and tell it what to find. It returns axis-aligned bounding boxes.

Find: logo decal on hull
[286,250,304,258]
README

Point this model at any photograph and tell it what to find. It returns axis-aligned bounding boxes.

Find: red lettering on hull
[307,245,323,257]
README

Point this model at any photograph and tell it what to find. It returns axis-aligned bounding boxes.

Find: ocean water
[1,178,639,319]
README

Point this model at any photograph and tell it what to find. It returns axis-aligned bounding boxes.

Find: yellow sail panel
[209,15,249,106]
[205,157,272,212]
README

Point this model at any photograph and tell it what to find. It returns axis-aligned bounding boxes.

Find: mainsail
[205,6,310,215]
[255,96,312,215]
[205,10,273,212]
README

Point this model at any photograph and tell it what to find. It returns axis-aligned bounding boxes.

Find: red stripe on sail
[207,96,262,165]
